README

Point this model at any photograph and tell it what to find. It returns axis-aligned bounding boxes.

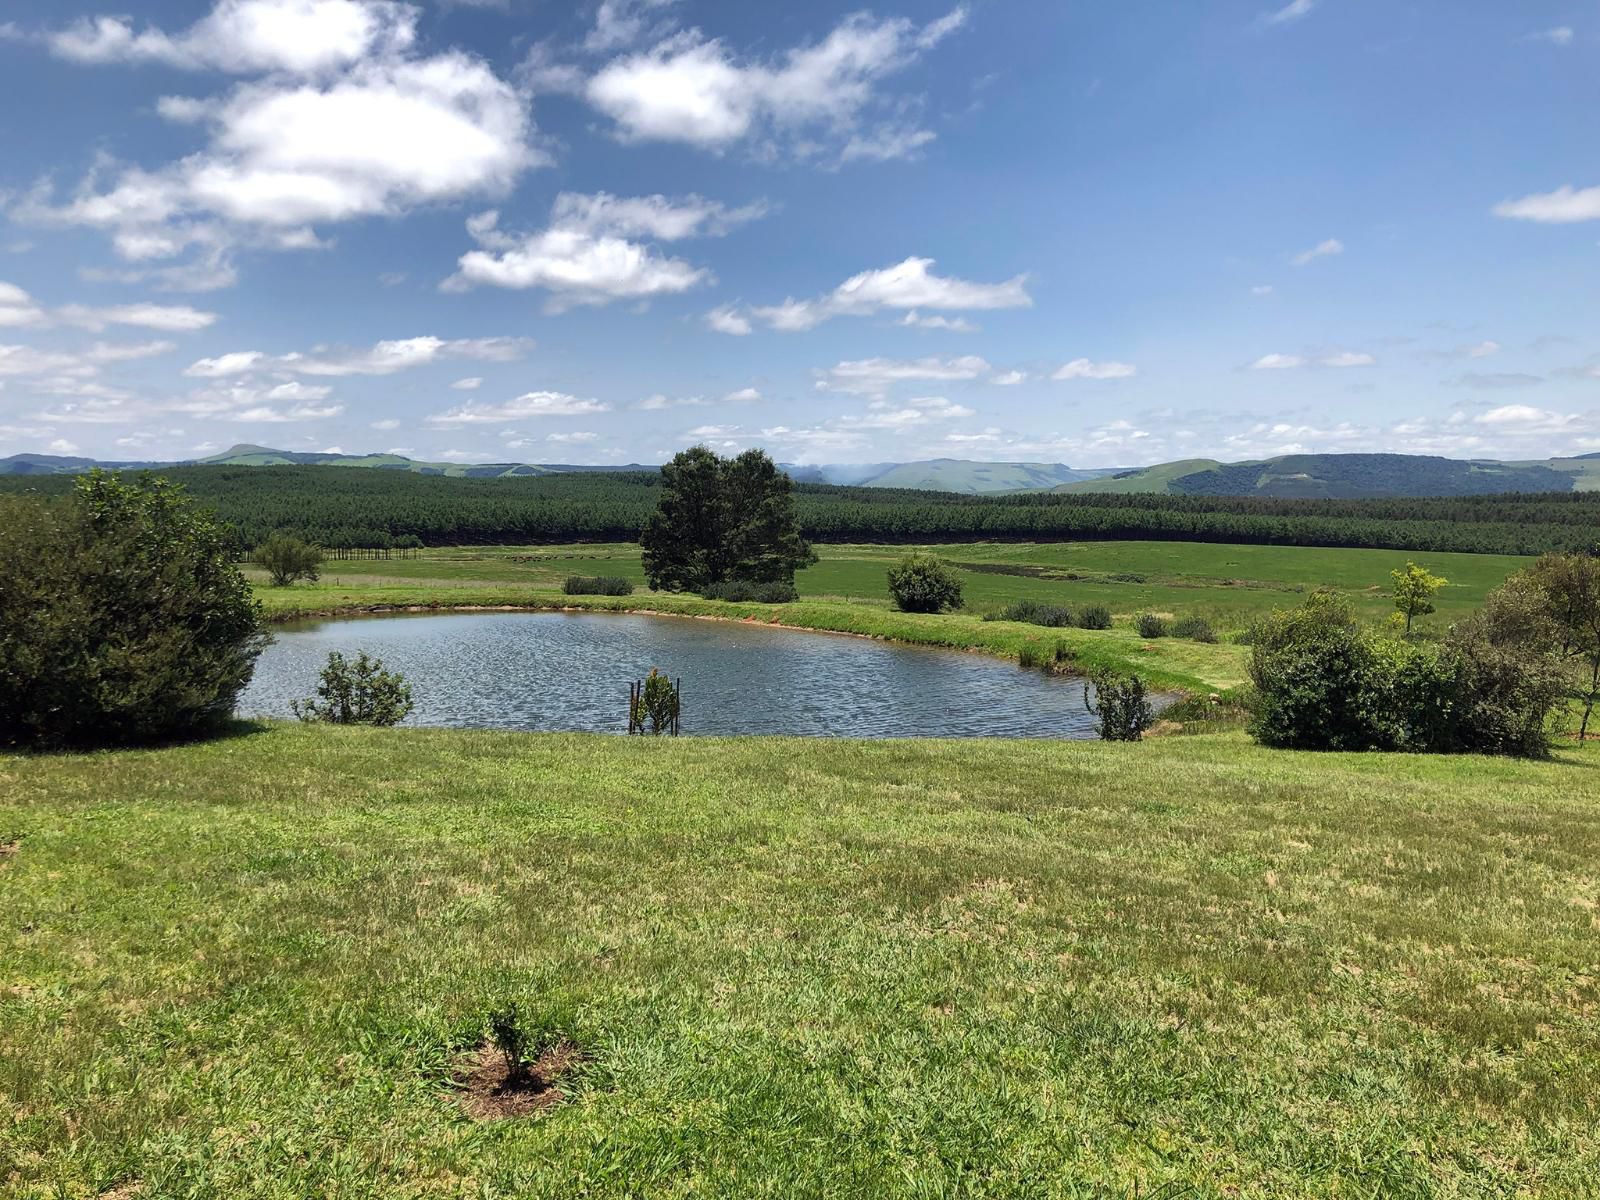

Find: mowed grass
[2,727,1597,1198]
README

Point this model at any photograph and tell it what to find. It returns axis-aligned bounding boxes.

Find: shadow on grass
[0,717,276,760]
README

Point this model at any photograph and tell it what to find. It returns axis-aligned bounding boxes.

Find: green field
[242,540,1531,696]
[3,726,1597,1198]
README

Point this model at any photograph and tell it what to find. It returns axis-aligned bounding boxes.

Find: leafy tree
[641,448,815,592]
[1441,575,1568,757]
[1391,561,1447,635]
[257,532,322,586]
[1527,552,1600,740]
[631,668,680,735]
[887,553,964,613]
[292,651,413,726]
[0,471,267,748]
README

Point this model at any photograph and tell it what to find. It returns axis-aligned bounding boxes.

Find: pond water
[239,611,1115,739]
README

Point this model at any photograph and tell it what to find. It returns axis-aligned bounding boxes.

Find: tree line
[2,465,1597,556]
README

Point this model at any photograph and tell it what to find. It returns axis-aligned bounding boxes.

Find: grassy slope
[3,726,1597,1198]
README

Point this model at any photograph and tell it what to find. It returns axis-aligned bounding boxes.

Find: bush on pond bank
[700,579,799,603]
[0,471,267,749]
[292,651,414,727]
[1085,672,1156,741]
[564,575,634,596]
[987,600,1072,627]
[888,554,964,614]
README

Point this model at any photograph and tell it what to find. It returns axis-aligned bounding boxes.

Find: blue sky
[1,0,1597,467]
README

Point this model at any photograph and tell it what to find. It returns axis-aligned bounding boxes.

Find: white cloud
[818,354,992,396]
[1263,0,1315,26]
[1494,185,1600,223]
[47,438,81,454]
[848,395,974,428]
[1250,350,1375,370]
[635,393,709,411]
[724,387,762,403]
[1291,238,1343,267]
[898,311,977,332]
[86,340,178,362]
[1475,404,1581,431]
[1467,340,1501,359]
[444,194,760,309]
[426,390,612,425]
[1052,358,1137,381]
[544,430,600,444]
[0,284,216,332]
[49,0,420,74]
[748,257,1030,332]
[1522,26,1575,46]
[24,9,541,285]
[585,0,680,52]
[371,418,401,430]
[991,370,1027,386]
[705,305,752,336]
[450,376,483,390]
[1252,284,1274,296]
[583,8,965,161]
[1250,353,1306,370]
[185,335,530,378]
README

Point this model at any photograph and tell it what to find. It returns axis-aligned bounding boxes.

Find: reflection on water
[240,611,1116,739]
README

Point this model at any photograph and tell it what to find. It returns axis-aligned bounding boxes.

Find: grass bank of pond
[4,725,1597,1197]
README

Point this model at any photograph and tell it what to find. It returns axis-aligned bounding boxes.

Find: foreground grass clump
[3,726,1598,1197]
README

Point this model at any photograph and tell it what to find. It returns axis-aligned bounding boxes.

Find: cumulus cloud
[585,0,680,53]
[1494,185,1600,223]
[426,390,612,425]
[817,354,992,395]
[23,2,541,287]
[583,8,966,162]
[1262,0,1315,26]
[1250,351,1374,370]
[445,193,760,310]
[1291,238,1344,266]
[48,0,420,74]
[0,283,217,332]
[744,257,1030,332]
[1052,358,1137,381]
[898,311,976,332]
[185,335,529,378]
[705,304,752,336]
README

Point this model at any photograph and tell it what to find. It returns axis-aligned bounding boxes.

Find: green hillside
[1057,453,1583,498]
[854,459,1120,493]
[194,445,557,478]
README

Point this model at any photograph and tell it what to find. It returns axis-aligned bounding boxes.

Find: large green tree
[1528,551,1600,740]
[0,471,268,748]
[641,448,815,592]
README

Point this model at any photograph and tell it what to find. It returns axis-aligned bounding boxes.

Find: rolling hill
[1055,453,1597,498]
[0,445,653,480]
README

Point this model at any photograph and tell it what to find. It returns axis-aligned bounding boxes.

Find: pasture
[3,726,1596,1198]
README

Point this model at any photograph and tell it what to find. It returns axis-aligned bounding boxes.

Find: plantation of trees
[2,465,1597,556]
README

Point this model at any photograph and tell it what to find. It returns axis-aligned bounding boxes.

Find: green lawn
[3,727,1597,1197]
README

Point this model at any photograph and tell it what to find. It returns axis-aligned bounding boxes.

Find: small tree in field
[257,532,322,587]
[887,553,964,613]
[293,651,413,726]
[1528,552,1600,740]
[1391,561,1447,635]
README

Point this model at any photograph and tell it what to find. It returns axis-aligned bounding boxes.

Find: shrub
[700,579,799,603]
[1075,604,1112,630]
[564,575,634,596]
[887,554,964,613]
[631,668,680,735]
[256,532,322,587]
[1084,672,1155,741]
[1248,591,1391,751]
[1172,615,1218,643]
[0,472,268,749]
[487,1003,531,1084]
[292,651,414,727]
[1439,576,1568,757]
[1135,613,1168,638]
[989,599,1072,627]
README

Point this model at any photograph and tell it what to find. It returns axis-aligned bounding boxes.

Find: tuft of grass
[0,726,1596,1196]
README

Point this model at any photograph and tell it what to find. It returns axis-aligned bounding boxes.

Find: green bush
[700,579,799,603]
[487,1003,532,1084]
[1172,615,1218,643]
[988,600,1073,627]
[256,532,322,587]
[1135,613,1168,638]
[563,575,634,596]
[1084,672,1155,741]
[0,472,268,749]
[1248,586,1566,757]
[292,651,414,727]
[1075,604,1112,630]
[887,554,964,614]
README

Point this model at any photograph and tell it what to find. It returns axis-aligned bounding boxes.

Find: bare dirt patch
[451,1040,584,1121]
[0,835,21,861]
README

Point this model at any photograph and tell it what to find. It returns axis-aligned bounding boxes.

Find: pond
[239,611,1121,739]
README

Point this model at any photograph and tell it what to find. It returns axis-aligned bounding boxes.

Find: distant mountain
[783,459,1123,493]
[1054,453,1597,498]
[0,444,654,480]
